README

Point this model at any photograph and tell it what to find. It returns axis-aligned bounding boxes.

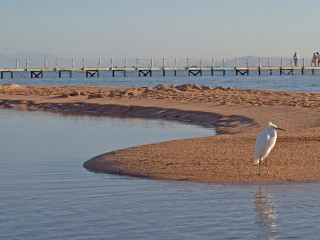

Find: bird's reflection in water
[254,184,279,240]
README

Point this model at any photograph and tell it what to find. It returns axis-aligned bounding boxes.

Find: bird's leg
[266,159,269,175]
[258,156,261,176]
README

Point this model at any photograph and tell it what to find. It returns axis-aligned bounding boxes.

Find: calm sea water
[1,69,320,92]
[1,109,320,239]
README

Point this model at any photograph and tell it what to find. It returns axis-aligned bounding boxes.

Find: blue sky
[1,0,320,59]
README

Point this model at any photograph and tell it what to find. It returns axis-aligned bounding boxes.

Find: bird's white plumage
[254,122,278,164]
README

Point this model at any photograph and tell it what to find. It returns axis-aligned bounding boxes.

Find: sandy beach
[1,83,319,183]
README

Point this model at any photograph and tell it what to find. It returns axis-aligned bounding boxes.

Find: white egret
[254,122,285,176]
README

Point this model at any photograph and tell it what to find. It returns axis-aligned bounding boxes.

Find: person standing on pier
[317,52,320,67]
[312,53,318,66]
[293,52,299,67]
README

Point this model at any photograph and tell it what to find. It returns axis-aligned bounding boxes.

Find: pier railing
[0,57,319,79]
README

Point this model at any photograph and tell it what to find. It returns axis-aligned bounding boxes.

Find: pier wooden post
[200,58,202,76]
[124,58,127,77]
[187,58,190,76]
[110,57,114,77]
[174,58,177,76]
[258,58,261,75]
[82,58,85,69]
[31,70,43,78]
[162,58,165,76]
[72,58,74,68]
[136,58,139,68]
[16,58,18,69]
[223,58,225,75]
[45,58,47,69]
[302,58,305,75]
[235,58,238,75]
[26,58,28,71]
[280,58,283,75]
[85,69,99,78]
[1,71,13,79]
[150,58,153,77]
[99,58,101,68]
[211,58,214,76]
[246,58,249,75]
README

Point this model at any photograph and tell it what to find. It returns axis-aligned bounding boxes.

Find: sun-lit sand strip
[1,83,320,183]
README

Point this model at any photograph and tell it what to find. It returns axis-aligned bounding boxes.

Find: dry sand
[1,83,320,183]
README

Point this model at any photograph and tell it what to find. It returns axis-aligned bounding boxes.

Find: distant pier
[0,57,319,79]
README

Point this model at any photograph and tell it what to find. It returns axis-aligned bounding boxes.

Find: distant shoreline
[1,83,320,183]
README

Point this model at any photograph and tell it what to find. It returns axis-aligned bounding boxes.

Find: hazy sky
[1,0,320,60]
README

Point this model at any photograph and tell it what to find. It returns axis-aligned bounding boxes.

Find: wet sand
[1,83,320,183]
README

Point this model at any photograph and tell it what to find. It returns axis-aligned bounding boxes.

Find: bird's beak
[276,127,286,131]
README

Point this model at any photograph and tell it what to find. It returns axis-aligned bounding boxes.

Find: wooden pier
[1,57,320,79]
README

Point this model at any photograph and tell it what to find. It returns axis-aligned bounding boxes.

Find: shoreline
[1,83,320,183]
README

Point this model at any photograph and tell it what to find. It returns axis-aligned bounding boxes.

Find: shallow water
[1,70,320,92]
[1,109,320,239]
